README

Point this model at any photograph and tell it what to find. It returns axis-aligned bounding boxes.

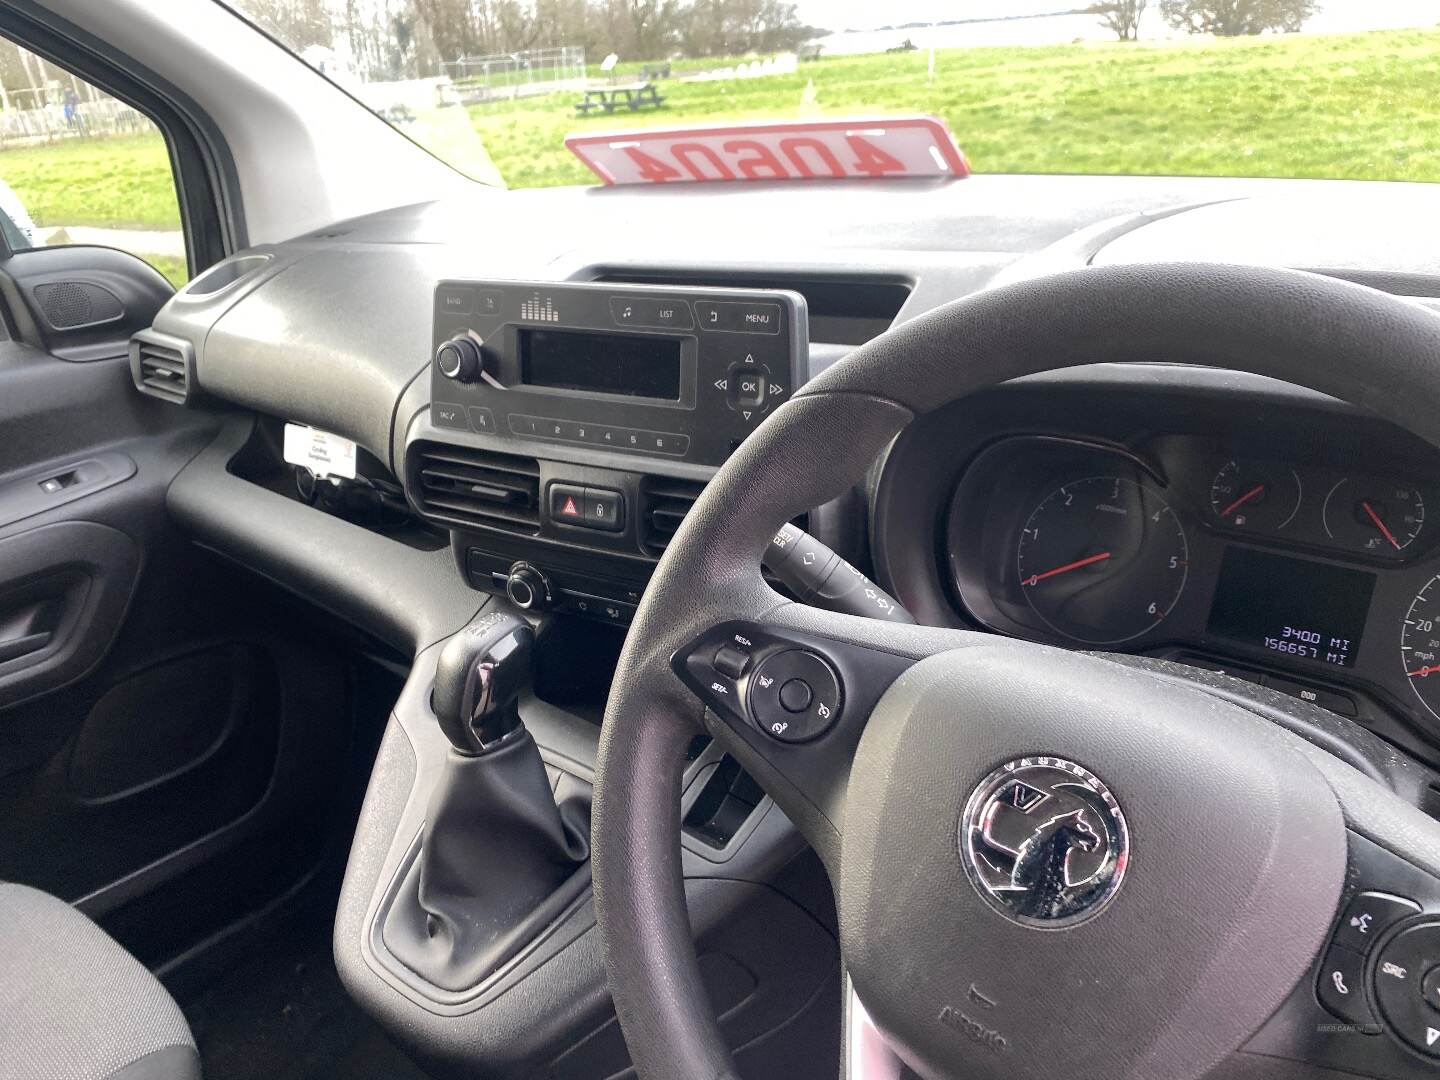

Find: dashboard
[874,375,1440,757]
[136,172,1440,775]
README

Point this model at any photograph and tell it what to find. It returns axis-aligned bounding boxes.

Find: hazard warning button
[549,482,625,533]
[550,483,587,523]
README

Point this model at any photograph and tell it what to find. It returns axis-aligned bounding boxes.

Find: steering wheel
[592,263,1440,1079]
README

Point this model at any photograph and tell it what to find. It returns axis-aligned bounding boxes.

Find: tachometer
[1017,476,1189,645]
[1401,575,1440,719]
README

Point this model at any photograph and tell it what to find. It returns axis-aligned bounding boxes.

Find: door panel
[0,259,356,961]
[0,245,174,361]
[0,520,139,707]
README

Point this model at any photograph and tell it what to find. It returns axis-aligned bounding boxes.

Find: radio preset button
[510,415,688,457]
[433,402,469,430]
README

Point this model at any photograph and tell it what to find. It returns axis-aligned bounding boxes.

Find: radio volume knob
[436,336,484,383]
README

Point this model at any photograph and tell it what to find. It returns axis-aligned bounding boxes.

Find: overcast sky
[792,0,1440,34]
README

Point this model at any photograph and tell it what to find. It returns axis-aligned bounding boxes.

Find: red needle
[1022,551,1111,586]
[1362,501,1402,550]
[1409,664,1440,679]
[1219,484,1265,519]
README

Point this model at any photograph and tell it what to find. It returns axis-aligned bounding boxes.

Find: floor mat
[183,903,430,1080]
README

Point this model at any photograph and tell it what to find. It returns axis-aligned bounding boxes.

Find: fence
[442,46,587,103]
[0,94,151,146]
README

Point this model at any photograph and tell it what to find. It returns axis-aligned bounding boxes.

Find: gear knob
[432,611,534,754]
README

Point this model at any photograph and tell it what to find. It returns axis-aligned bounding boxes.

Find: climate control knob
[505,564,551,611]
[436,336,484,383]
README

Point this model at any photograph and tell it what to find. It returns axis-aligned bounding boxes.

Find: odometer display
[1016,476,1189,645]
[1207,547,1373,668]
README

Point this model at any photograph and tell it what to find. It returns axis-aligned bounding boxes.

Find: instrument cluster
[944,432,1440,733]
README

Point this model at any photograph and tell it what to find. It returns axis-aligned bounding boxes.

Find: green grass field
[473,26,1440,188]
[1,25,1438,263]
[0,133,180,230]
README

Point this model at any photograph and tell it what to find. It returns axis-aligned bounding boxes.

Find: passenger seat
[0,883,199,1080]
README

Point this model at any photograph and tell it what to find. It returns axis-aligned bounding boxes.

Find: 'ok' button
[727,364,768,410]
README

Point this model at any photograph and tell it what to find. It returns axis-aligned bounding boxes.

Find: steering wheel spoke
[672,607,984,869]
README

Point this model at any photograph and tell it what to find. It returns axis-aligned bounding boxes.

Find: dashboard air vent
[640,476,707,556]
[411,442,540,535]
[129,330,194,404]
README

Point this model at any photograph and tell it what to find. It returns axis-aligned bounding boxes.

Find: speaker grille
[34,281,124,329]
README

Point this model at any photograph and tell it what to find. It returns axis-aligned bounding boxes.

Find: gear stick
[382,612,590,992]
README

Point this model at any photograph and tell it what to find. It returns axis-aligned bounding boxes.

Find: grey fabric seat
[0,883,200,1080]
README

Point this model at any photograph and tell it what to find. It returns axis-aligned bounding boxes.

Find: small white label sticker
[283,423,357,479]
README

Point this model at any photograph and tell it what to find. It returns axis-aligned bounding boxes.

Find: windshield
[224,0,1439,189]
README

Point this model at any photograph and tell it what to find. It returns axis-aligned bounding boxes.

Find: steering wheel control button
[712,645,751,680]
[1333,892,1420,952]
[583,487,625,532]
[747,650,841,743]
[960,757,1130,928]
[778,678,813,713]
[1422,967,1440,1012]
[1317,944,1376,1027]
[1374,922,1440,1056]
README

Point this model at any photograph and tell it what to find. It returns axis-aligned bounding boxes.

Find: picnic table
[575,81,666,115]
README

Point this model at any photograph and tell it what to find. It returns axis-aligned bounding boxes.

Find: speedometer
[1401,575,1440,719]
[1016,476,1189,645]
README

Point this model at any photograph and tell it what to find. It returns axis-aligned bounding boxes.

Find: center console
[406,280,808,622]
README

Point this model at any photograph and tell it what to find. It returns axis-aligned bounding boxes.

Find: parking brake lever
[764,523,915,624]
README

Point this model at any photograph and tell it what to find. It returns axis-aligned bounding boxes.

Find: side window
[0,37,187,286]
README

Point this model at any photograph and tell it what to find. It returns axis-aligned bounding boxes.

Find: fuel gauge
[1323,478,1424,557]
[1209,460,1302,532]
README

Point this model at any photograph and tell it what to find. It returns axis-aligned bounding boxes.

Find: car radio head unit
[429,279,807,467]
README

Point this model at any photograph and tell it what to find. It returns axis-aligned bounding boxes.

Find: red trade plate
[565,116,969,185]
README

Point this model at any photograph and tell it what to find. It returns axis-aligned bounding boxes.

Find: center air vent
[640,476,707,556]
[410,442,540,536]
[129,330,194,404]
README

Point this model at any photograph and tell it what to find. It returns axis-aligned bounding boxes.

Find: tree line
[1091,0,1320,42]
[245,0,817,80]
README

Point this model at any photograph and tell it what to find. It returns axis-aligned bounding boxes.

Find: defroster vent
[410,442,541,536]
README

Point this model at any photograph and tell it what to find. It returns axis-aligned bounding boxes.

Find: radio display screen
[519,328,682,401]
[1206,547,1374,668]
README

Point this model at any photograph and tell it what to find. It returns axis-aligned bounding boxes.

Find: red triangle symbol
[561,495,580,517]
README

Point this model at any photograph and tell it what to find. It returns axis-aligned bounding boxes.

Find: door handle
[0,630,52,664]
